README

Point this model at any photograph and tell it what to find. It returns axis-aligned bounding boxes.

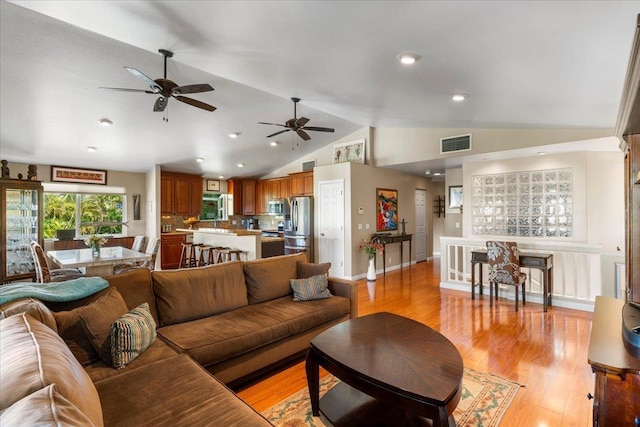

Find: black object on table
[372,233,412,275]
[471,249,554,312]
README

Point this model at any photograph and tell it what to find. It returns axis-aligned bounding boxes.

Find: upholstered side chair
[486,241,527,311]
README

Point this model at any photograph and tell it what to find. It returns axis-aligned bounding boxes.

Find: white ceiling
[1,1,638,179]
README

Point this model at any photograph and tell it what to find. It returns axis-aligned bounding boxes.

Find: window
[44,192,125,238]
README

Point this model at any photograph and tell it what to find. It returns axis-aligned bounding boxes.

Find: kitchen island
[183,228,263,260]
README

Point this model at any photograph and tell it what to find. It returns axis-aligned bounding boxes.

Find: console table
[471,249,553,312]
[372,234,412,276]
[588,296,640,426]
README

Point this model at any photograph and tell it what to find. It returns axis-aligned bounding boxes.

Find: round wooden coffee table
[306,312,463,427]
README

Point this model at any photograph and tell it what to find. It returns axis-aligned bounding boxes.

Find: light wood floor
[236,259,594,426]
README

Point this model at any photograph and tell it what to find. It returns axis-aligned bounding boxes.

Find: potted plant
[84,235,108,258]
[359,236,384,281]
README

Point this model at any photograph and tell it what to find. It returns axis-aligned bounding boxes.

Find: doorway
[415,189,427,262]
[317,180,345,278]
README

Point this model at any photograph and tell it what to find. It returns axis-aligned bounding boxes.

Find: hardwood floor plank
[236,259,595,425]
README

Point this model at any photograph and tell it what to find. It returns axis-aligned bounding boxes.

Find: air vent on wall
[302,160,316,171]
[441,134,472,154]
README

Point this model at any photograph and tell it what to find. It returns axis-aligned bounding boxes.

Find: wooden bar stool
[215,248,245,263]
[179,243,202,268]
[198,245,215,266]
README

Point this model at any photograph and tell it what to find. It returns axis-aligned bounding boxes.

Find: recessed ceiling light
[196,157,203,163]
[538,151,547,156]
[399,53,419,65]
[87,146,97,152]
[433,172,441,176]
[236,163,245,168]
[452,93,468,102]
[270,141,278,147]
[218,175,225,179]
[425,170,431,175]
[98,118,113,127]
[228,132,240,139]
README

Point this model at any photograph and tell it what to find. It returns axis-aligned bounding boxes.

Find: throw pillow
[290,274,332,302]
[110,302,157,369]
[77,287,128,366]
[297,261,331,279]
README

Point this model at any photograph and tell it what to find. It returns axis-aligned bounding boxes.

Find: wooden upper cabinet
[242,179,256,215]
[160,172,203,216]
[256,180,267,214]
[278,178,290,199]
[289,171,313,196]
[160,175,175,214]
[227,179,243,216]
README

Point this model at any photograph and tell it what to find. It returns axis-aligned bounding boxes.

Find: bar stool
[215,248,245,263]
[198,245,215,266]
[179,243,202,268]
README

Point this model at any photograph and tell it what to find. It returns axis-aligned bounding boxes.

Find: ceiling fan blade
[295,117,310,128]
[174,95,217,112]
[302,126,335,133]
[124,66,162,93]
[296,129,311,141]
[153,96,168,112]
[99,87,155,94]
[258,122,287,127]
[173,84,214,95]
[266,129,291,138]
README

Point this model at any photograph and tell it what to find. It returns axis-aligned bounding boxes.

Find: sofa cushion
[84,339,178,383]
[77,287,129,366]
[53,306,101,366]
[244,252,308,304]
[104,268,159,324]
[0,313,103,427]
[290,274,332,301]
[94,354,272,427]
[0,384,95,427]
[158,294,350,368]
[152,261,248,326]
[297,261,331,279]
[0,298,58,333]
[110,302,157,369]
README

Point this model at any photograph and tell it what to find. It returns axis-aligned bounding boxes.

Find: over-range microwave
[268,199,286,215]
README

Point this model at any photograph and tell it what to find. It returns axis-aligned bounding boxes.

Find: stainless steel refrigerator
[284,196,313,262]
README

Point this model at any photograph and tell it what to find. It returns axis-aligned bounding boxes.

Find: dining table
[47,246,151,277]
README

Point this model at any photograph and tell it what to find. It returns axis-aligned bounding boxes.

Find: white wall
[444,168,463,237]
[432,181,445,255]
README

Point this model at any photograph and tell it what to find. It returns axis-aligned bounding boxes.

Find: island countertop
[176,228,262,236]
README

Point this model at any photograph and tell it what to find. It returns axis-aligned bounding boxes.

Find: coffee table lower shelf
[320,381,454,427]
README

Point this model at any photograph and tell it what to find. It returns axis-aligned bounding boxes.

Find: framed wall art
[449,185,463,209]
[332,139,366,164]
[376,188,398,231]
[51,166,107,185]
[206,179,220,192]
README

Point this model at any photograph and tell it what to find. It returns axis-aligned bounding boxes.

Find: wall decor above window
[51,166,107,185]
[471,168,573,238]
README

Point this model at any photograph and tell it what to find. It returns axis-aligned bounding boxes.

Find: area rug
[262,368,520,427]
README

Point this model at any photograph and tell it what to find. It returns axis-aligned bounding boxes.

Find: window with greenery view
[44,193,125,238]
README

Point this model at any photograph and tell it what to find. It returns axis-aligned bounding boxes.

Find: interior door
[415,189,427,262]
[318,180,344,278]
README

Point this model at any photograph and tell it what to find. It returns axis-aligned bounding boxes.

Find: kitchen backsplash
[160,214,282,232]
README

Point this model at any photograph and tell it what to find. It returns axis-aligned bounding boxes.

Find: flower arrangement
[359,236,384,259]
[84,235,108,249]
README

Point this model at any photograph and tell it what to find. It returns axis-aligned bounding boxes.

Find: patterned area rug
[262,368,520,427]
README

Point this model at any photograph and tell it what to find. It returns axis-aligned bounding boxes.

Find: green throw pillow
[290,274,332,302]
[110,302,156,369]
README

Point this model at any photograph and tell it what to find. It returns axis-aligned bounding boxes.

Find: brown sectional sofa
[0,252,358,426]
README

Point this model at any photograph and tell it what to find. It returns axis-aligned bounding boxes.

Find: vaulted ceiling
[1,1,637,179]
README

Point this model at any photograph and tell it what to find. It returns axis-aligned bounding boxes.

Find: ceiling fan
[99,49,216,118]
[259,97,335,141]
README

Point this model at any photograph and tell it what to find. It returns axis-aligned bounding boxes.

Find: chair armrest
[328,277,358,318]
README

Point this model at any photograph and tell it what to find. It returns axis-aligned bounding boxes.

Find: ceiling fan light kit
[99,49,216,121]
[259,97,335,142]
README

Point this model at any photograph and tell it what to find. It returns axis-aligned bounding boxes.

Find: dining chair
[486,241,527,312]
[29,241,85,283]
[131,235,145,252]
[114,237,160,274]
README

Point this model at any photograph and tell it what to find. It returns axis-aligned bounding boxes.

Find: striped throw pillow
[110,302,156,369]
[290,274,332,302]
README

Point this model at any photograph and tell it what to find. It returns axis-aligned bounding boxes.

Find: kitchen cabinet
[161,173,203,216]
[227,179,242,216]
[242,180,256,215]
[256,180,267,214]
[1,178,43,283]
[161,233,186,269]
[289,171,313,196]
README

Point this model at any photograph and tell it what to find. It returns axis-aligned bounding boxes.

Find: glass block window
[472,168,572,238]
